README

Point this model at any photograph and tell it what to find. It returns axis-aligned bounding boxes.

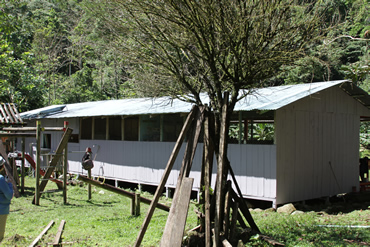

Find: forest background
[0,0,369,151]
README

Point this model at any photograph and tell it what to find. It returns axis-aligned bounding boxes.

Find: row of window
[80,114,185,142]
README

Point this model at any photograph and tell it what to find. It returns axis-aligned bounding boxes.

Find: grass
[2,176,370,246]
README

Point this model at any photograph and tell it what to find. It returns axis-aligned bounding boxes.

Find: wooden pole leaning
[133,106,197,247]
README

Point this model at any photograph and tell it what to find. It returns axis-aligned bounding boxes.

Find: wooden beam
[160,177,194,247]
[0,133,36,138]
[29,220,55,247]
[133,106,197,247]
[77,175,170,212]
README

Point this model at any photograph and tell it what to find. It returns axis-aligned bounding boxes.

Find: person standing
[0,156,13,242]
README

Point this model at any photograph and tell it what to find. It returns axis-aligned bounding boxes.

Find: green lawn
[2,177,370,246]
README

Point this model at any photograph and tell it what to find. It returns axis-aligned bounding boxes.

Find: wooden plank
[1,127,37,131]
[29,220,55,247]
[33,128,73,204]
[160,177,194,247]
[0,104,8,123]
[7,103,18,123]
[11,103,23,123]
[0,133,36,138]
[162,106,205,240]
[3,103,15,123]
[52,220,66,246]
[133,106,196,247]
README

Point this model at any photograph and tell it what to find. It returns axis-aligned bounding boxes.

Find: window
[140,115,160,141]
[124,117,139,141]
[42,134,51,148]
[80,118,92,139]
[109,116,122,140]
[163,114,184,142]
[94,117,107,140]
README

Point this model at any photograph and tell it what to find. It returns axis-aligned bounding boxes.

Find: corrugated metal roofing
[21,80,364,120]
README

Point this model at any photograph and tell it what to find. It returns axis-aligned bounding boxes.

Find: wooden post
[223,181,231,240]
[33,128,73,204]
[88,168,92,200]
[135,193,141,216]
[35,120,41,206]
[63,121,68,204]
[133,106,197,247]
[230,201,239,240]
[21,137,25,193]
[77,175,169,211]
[215,93,229,246]
[131,195,136,216]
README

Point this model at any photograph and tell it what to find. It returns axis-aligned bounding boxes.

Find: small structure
[19,80,370,207]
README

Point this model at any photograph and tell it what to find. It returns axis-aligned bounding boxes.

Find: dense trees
[0,0,368,112]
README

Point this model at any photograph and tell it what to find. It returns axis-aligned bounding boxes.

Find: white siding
[275,87,367,205]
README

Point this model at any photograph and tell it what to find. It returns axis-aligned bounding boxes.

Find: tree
[0,1,46,111]
[85,0,342,245]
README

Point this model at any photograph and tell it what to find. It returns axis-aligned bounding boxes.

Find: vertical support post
[223,181,231,240]
[88,169,92,200]
[21,137,25,193]
[63,121,68,204]
[135,193,140,216]
[35,120,41,205]
[131,195,136,216]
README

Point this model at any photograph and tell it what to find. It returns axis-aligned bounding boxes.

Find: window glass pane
[163,114,183,142]
[94,118,107,140]
[109,116,122,140]
[124,117,139,141]
[141,115,160,141]
[81,118,92,139]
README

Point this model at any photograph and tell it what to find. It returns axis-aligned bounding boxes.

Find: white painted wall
[275,87,369,204]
